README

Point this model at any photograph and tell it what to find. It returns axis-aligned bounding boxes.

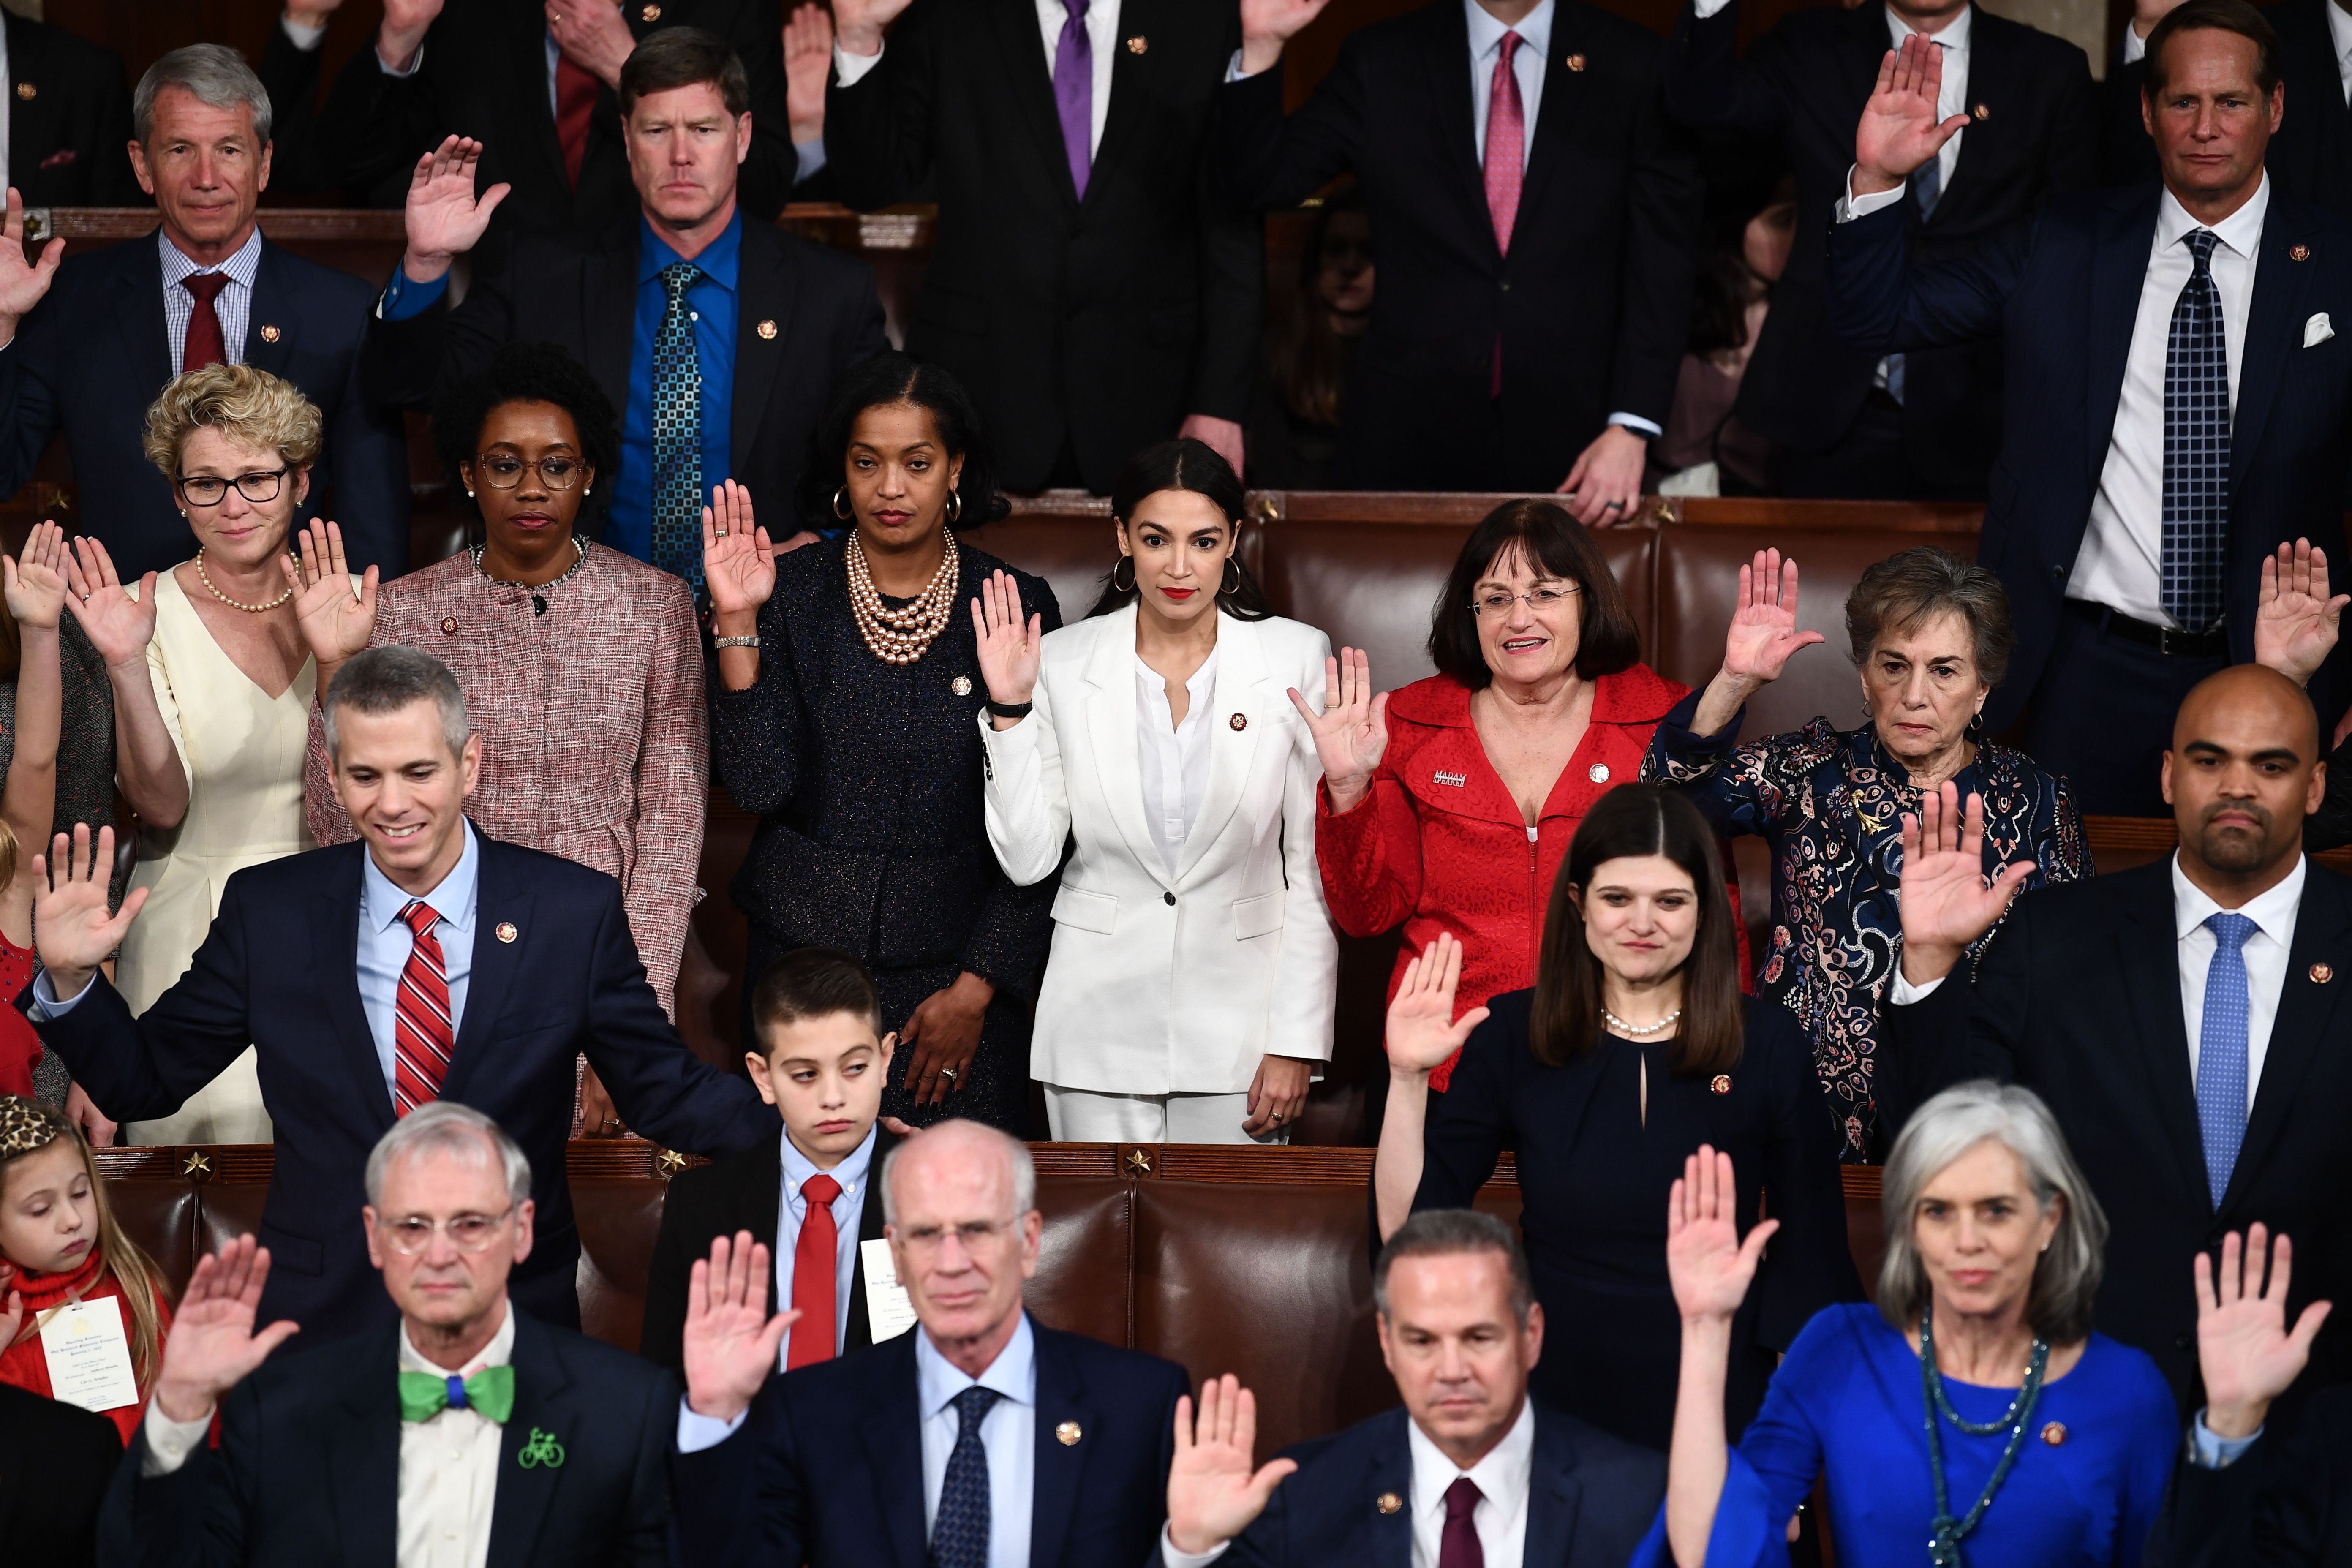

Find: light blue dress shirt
[2188,1408,2264,1469]
[776,1124,877,1366]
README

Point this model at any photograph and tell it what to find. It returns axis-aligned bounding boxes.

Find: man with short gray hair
[0,42,408,581]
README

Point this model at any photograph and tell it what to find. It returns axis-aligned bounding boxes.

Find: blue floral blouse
[1642,693,2086,1157]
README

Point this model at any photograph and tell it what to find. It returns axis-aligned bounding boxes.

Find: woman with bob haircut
[1301,499,1689,1092]
[1642,1081,2175,1568]
[974,438,1337,1143]
[1377,784,1856,1451]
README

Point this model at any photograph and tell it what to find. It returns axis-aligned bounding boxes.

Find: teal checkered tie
[651,260,704,595]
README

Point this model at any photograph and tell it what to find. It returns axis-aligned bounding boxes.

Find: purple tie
[1054,0,1092,199]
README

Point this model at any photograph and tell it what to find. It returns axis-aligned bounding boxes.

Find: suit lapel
[583,228,638,426]
[1086,0,1157,201]
[1928,7,1995,222]
[1514,4,1597,235]
[857,1336,930,1568]
[324,1324,403,1568]
[1082,608,1169,887]
[1366,1410,1414,1568]
[1521,1405,1585,1568]
[1175,615,1265,883]
[2230,864,2352,1210]
[2115,869,2211,1211]
[244,241,297,381]
[115,241,173,412]
[2230,198,2322,490]
[316,849,396,1134]
[995,0,1081,207]
[2087,188,2161,495]
[1028,1327,1094,1568]
[486,1312,572,1564]
[442,833,534,1099]
[730,224,797,478]
[1428,2,1493,256]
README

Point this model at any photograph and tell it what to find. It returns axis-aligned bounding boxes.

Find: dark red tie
[391,901,454,1115]
[787,1173,843,1369]
[1483,32,1525,400]
[555,52,602,188]
[1440,1476,1484,1568]
[182,272,230,374]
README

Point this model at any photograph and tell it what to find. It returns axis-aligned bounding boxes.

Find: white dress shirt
[773,1123,877,1367]
[1465,0,1553,170]
[159,225,266,379]
[142,1302,518,1568]
[1135,647,1219,876]
[2123,12,2352,104]
[836,0,1118,157]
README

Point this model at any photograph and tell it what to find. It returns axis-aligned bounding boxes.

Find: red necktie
[787,1173,843,1369]
[1440,1476,1484,1568]
[1483,31,1525,400]
[555,52,602,189]
[392,901,454,1115]
[182,272,230,374]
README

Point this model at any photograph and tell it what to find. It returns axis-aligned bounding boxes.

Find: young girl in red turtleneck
[0,1096,177,1442]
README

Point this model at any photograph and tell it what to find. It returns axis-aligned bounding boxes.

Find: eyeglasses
[177,468,288,506]
[1470,585,1582,617]
[475,454,583,490]
[896,1217,1018,1256]
[375,1207,515,1255]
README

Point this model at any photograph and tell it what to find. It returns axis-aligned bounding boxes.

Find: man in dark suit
[1157,1210,1663,1568]
[102,1104,680,1566]
[823,0,1262,490]
[1663,0,2098,500]
[1881,664,2352,1413]
[1221,0,1699,514]
[23,646,776,1343]
[1827,2,2352,813]
[3,8,141,205]
[366,29,885,586]
[0,1382,120,1563]
[672,1119,1190,1567]
[0,45,409,583]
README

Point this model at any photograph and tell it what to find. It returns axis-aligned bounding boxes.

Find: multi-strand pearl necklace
[847,528,959,666]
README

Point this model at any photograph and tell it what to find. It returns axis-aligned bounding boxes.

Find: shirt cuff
[833,41,885,88]
[1160,1524,1233,1567]
[1835,165,1908,224]
[2189,1410,2263,1469]
[280,14,328,49]
[378,40,425,78]
[676,1395,749,1454]
[2120,23,2147,63]
[1886,969,1944,1005]
[1692,0,1735,18]
[377,268,449,322]
[1608,413,1662,439]
[1226,48,1263,83]
[30,967,95,1017]
[140,1401,213,1477]
[794,136,828,185]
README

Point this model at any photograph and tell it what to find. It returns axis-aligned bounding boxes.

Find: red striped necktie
[392,900,454,1115]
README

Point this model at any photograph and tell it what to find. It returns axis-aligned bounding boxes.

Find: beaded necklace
[472,536,588,617]
[847,528,959,666]
[194,547,293,612]
[1918,1301,2051,1568]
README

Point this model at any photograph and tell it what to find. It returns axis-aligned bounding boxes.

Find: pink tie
[1483,31,1525,399]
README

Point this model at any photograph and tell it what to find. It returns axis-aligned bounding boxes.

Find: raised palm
[1896,781,2036,977]
[1385,931,1490,1075]
[59,536,156,672]
[681,1231,794,1423]
[1287,647,1388,806]
[1166,1375,1299,1555]
[970,569,1042,706]
[286,520,378,664]
[404,136,511,265]
[0,188,63,335]
[1722,549,1825,686]
[1666,1147,1778,1323]
[2254,539,2346,688]
[152,1236,301,1421]
[831,0,915,52]
[4,520,71,630]
[701,481,776,621]
[33,825,149,980]
[2197,1225,2333,1433]
[1855,34,1970,188]
[783,3,835,133]
[1239,0,1334,49]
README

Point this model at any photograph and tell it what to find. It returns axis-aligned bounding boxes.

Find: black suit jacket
[1665,0,2097,492]
[1827,185,2352,730]
[1877,859,2352,1411]
[825,0,1263,492]
[0,234,411,582]
[317,0,796,270]
[638,1124,903,1378]
[671,1317,1188,1567]
[27,833,776,1342]
[102,1310,676,1568]
[1220,0,1700,493]
[2148,1385,2352,1567]
[0,1383,120,1566]
[3,11,139,206]
[253,24,334,201]
[1175,1399,1663,1568]
[362,215,884,542]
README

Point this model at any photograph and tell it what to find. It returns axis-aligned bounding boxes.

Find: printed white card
[40,1295,139,1413]
[858,1237,920,1342]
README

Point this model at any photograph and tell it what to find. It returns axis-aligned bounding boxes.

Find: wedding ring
[1603,500,1625,510]
[1271,1111,1284,1123]
[600,1115,619,1132]
[939,1066,958,1081]
[717,527,728,536]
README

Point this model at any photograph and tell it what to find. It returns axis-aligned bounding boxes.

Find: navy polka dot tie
[930,1386,999,1568]
[2195,911,2255,1209]
[2162,230,2230,632]
[651,260,705,597]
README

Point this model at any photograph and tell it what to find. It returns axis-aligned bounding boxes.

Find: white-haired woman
[1640,1082,2176,1568]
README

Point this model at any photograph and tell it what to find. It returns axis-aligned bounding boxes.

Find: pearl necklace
[1601,1007,1682,1037]
[194,547,293,613]
[847,528,959,666]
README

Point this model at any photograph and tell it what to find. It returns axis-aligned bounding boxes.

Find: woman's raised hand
[1666,1146,1777,1324]
[970,569,1042,708]
[284,520,378,665]
[1721,549,1824,688]
[1384,931,1490,1076]
[3,520,71,630]
[1288,646,1388,813]
[702,481,776,623]
[60,535,157,672]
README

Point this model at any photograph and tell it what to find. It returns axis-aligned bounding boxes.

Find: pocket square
[2306,311,2336,348]
[37,148,75,170]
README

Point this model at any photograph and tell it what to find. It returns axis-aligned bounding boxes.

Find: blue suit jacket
[1182,1400,1665,1568]
[0,234,411,582]
[27,833,774,1340]
[101,1309,677,1568]
[671,1317,1189,1568]
[1826,184,2352,727]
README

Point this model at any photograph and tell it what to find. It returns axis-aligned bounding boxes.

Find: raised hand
[285,520,378,675]
[702,481,776,623]
[1385,931,1491,1076]
[1167,1375,1300,1555]
[682,1231,795,1424]
[1666,1146,1777,1324]
[1896,781,2036,985]
[833,0,917,56]
[60,535,158,671]
[2198,1225,2333,1440]
[2254,539,2347,688]
[1238,0,1335,73]
[0,188,64,345]
[1722,550,1825,689]
[401,136,511,283]
[376,0,446,71]
[1854,35,1970,195]
[970,570,1042,710]
[152,1235,301,1422]
[1286,647,1388,812]
[4,520,71,630]
[784,3,836,143]
[33,825,150,997]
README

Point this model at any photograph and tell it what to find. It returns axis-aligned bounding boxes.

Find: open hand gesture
[784,3,835,142]
[2254,539,2347,688]
[682,1231,795,1425]
[0,188,64,340]
[4,520,71,630]
[152,1235,301,1423]
[1667,1146,1777,1324]
[1238,0,1334,72]
[1167,1375,1300,1555]
[971,570,1042,709]
[285,520,378,667]
[33,825,150,997]
[1896,781,2036,985]
[832,0,916,55]
[702,481,776,622]
[1854,35,1970,193]
[1385,931,1491,1077]
[60,536,157,672]
[2198,1225,2333,1439]
[1287,647,1387,812]
[402,136,511,278]
[1722,549,1824,689]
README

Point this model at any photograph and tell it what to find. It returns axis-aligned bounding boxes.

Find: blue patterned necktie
[931,1386,1000,1568]
[2163,230,2231,632]
[2195,911,2256,1209]
[651,259,705,596]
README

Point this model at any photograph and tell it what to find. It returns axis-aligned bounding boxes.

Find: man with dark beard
[1874,664,2352,1424]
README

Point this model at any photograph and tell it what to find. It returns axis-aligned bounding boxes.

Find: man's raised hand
[1167,1374,1298,1555]
[2198,1225,2332,1440]
[0,188,63,347]
[1238,0,1334,74]
[832,0,917,57]
[681,1230,796,1425]
[153,1235,301,1423]
[401,136,510,285]
[33,825,148,1000]
[2254,538,2347,689]
[1854,34,1970,196]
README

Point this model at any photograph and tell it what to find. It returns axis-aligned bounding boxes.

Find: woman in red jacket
[1292,499,1687,1091]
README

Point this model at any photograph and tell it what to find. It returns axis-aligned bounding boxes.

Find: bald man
[1876,664,2352,1423]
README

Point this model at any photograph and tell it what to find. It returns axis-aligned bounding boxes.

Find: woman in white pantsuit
[974,439,1338,1143]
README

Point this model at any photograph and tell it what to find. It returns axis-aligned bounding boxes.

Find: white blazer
[978,607,1339,1095]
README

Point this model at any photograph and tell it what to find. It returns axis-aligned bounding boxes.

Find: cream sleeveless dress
[119,570,320,1145]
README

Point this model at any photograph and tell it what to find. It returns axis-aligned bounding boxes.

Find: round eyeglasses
[475,454,583,490]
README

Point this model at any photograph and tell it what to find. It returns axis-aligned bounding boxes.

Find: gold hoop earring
[1112,557,1136,594]
[833,486,853,520]
[1222,558,1241,596]
[946,488,962,524]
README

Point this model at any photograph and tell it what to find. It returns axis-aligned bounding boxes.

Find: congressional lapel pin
[2311,962,2336,984]
[1973,102,1990,121]
[1588,762,1611,783]
[14,82,34,100]
[757,319,778,340]
[259,324,281,343]
[496,922,519,944]
[2292,244,2314,262]
[440,616,460,636]
[2040,1422,2068,1447]
[518,1428,566,1469]
[2305,311,2336,348]
[640,3,661,18]
[1376,1492,1404,1515]
[1126,35,1147,54]
[1563,53,1586,72]
[1710,1074,1732,1095]
[952,675,973,696]
[1056,1421,1083,1445]
[1433,770,1467,788]
[1229,713,1247,731]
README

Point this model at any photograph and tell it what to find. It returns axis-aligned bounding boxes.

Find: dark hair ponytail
[1086,438,1270,621]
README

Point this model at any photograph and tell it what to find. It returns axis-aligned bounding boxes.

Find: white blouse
[1133,646,1219,877]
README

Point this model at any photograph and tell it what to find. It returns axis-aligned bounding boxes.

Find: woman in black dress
[703,354,1061,1132]
[1375,783,1858,1451]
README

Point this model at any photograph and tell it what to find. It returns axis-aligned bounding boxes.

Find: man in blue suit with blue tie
[672,1117,1190,1568]
[1828,0,2352,814]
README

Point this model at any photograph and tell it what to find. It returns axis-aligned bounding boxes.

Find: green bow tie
[398,1364,515,1425]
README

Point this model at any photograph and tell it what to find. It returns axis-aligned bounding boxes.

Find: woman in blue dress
[1639,1081,2176,1568]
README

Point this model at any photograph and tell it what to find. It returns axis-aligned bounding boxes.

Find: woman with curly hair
[292,342,707,1135]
